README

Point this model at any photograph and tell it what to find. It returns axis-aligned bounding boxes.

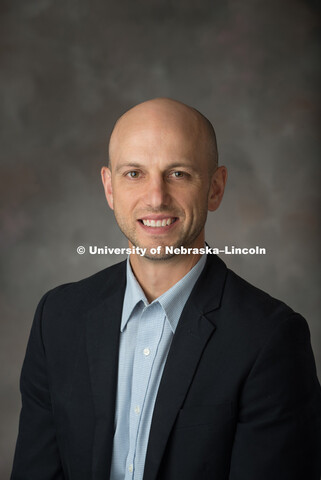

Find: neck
[129,239,204,303]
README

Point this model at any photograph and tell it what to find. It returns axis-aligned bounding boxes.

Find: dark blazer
[11,254,321,480]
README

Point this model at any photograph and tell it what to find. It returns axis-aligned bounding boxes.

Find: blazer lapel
[86,263,126,479]
[143,254,228,480]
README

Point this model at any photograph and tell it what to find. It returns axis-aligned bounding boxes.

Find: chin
[143,251,177,261]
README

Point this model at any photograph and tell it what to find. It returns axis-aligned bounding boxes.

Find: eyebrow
[115,163,143,173]
[115,162,198,173]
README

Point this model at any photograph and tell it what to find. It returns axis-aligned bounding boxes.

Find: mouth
[137,216,179,233]
[139,217,178,227]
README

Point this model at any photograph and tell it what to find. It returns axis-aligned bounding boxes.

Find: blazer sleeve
[11,292,65,480]
[229,313,321,480]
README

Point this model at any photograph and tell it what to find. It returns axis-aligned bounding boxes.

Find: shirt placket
[125,302,165,479]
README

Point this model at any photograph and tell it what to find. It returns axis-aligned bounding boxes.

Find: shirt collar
[121,253,206,333]
[121,260,148,332]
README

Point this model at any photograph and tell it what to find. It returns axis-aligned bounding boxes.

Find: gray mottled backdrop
[1,0,320,476]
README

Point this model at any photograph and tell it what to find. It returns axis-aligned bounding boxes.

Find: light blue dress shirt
[110,254,207,480]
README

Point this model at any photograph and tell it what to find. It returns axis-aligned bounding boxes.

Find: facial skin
[101,98,227,265]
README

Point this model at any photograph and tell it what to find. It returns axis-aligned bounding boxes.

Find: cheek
[113,192,137,219]
[185,192,208,213]
[113,188,128,205]
[189,195,209,223]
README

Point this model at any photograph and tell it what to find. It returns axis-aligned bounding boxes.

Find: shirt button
[128,464,133,472]
[134,405,140,414]
[143,347,150,356]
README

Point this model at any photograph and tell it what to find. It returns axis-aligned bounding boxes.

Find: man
[11,98,321,479]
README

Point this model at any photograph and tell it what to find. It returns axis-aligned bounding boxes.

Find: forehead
[110,112,206,167]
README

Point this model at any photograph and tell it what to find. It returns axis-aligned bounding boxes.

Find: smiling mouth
[138,217,178,227]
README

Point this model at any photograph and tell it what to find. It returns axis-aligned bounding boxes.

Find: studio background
[1,0,320,477]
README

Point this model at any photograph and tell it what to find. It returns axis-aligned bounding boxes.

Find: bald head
[108,98,218,175]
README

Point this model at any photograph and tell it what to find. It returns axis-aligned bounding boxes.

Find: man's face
[102,103,225,260]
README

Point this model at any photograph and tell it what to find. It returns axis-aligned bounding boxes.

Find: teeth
[142,218,175,227]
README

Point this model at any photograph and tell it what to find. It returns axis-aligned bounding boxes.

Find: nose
[144,175,170,209]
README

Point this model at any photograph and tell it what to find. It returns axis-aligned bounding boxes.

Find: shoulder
[201,254,309,350]
[224,267,293,316]
[203,253,297,322]
[220,265,309,349]
[38,260,127,321]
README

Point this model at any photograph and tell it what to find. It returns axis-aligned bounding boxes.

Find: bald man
[11,99,321,480]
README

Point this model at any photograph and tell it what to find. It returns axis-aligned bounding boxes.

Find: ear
[101,166,114,210]
[208,166,228,212]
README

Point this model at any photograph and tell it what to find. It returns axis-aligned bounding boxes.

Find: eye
[126,171,140,178]
[170,171,185,178]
